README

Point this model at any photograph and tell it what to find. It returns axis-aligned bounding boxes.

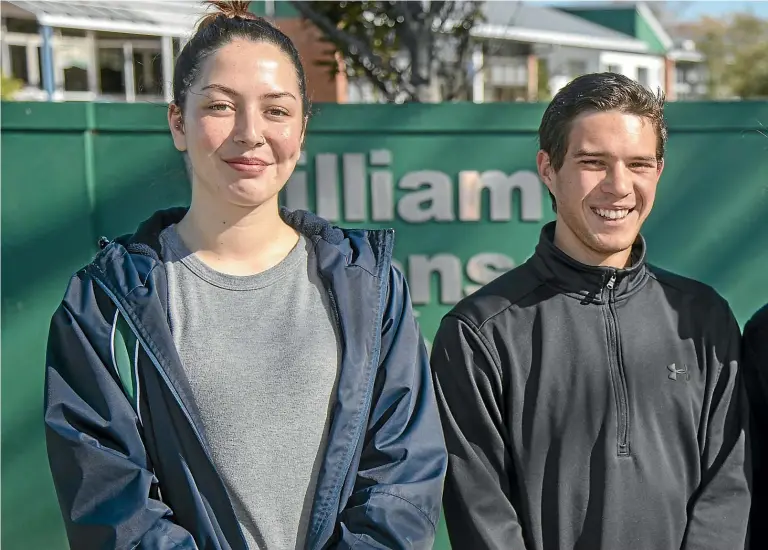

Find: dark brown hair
[539,72,667,210]
[172,1,309,117]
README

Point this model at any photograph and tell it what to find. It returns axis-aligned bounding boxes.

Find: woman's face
[169,39,305,210]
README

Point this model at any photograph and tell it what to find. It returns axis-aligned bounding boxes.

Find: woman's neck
[175,194,299,276]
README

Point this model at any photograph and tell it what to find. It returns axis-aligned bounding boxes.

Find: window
[133,49,163,95]
[9,45,29,84]
[637,67,649,87]
[6,18,38,34]
[64,65,88,91]
[567,59,587,78]
[487,57,527,87]
[172,38,182,59]
[60,28,86,37]
[490,86,527,102]
[57,41,90,91]
[98,48,125,94]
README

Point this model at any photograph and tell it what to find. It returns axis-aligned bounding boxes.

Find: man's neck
[553,222,633,269]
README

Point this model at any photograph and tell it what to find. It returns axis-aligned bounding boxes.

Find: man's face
[537,110,664,267]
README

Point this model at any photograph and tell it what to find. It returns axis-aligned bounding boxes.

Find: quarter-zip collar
[530,221,649,303]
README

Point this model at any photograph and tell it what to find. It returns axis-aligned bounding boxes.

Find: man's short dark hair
[539,72,667,211]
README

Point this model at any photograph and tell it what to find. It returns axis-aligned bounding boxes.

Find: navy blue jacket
[44,207,447,550]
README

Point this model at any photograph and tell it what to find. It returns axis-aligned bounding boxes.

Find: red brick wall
[664,57,676,101]
[275,18,347,103]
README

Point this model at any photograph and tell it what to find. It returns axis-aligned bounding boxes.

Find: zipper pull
[606,272,617,290]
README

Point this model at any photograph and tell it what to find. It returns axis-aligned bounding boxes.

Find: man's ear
[168,103,187,152]
[537,150,555,192]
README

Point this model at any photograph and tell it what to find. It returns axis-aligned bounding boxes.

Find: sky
[674,1,768,20]
[538,1,768,20]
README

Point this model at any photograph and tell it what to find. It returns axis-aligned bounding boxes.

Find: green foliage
[683,13,768,99]
[537,58,550,101]
[1,74,24,100]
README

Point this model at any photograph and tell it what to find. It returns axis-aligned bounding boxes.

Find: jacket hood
[111,206,347,259]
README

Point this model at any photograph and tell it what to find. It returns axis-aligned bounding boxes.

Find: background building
[0,0,709,103]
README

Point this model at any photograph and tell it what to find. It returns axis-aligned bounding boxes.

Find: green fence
[3,100,768,549]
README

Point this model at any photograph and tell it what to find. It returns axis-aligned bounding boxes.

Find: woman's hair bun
[197,1,257,30]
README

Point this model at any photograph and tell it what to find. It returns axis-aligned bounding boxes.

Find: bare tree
[289,1,484,102]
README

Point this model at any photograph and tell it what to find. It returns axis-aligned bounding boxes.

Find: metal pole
[39,24,55,100]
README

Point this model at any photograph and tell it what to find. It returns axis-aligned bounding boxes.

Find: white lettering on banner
[406,252,516,306]
[398,171,455,222]
[459,170,542,222]
[286,149,544,223]
[286,151,534,307]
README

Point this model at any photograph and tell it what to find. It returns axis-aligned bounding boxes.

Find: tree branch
[291,0,482,102]
[289,0,401,98]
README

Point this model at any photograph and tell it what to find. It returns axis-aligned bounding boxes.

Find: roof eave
[636,2,674,50]
[472,25,650,53]
[36,13,193,37]
[668,50,706,63]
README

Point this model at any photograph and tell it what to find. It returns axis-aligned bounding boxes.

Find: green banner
[2,101,767,549]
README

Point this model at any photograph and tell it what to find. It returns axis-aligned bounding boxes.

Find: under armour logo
[667,363,690,381]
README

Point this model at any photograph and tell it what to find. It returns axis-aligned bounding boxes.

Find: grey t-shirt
[159,226,340,550]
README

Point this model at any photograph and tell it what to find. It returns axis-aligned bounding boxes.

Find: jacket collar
[530,221,649,302]
[116,206,347,259]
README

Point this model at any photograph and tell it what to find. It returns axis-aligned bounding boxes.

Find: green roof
[559,6,668,55]
[248,0,299,19]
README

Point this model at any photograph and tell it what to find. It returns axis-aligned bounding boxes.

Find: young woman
[43,2,446,549]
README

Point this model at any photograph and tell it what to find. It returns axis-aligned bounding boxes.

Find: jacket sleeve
[44,272,197,550]
[742,304,768,547]
[430,313,528,550]
[682,301,751,549]
[332,266,448,549]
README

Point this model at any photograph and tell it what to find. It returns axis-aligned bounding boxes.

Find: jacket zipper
[604,271,630,456]
[91,273,250,549]
[307,233,391,550]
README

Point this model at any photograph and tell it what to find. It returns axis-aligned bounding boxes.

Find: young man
[430,73,750,550]
[743,303,768,549]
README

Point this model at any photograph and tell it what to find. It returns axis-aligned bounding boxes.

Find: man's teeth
[593,208,630,220]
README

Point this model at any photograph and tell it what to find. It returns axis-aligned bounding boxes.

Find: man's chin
[589,236,637,258]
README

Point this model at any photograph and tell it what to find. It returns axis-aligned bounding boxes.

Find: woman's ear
[168,103,187,152]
